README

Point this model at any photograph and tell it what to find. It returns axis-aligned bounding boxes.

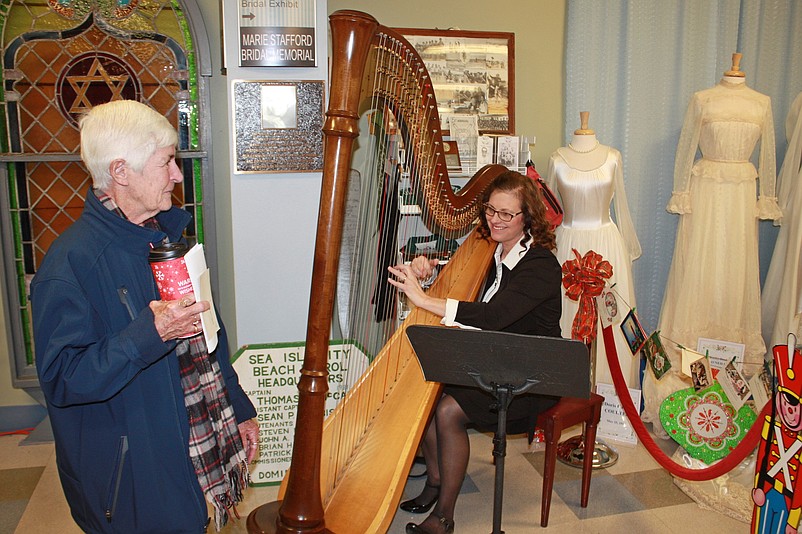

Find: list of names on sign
[232,341,368,485]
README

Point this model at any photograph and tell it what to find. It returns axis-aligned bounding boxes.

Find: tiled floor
[2,423,750,533]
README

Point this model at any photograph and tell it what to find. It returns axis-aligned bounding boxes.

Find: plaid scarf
[97,190,249,530]
[177,336,249,530]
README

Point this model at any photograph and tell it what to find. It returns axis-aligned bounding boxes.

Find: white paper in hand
[183,243,219,352]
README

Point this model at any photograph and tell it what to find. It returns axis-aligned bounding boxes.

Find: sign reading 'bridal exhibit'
[238,0,316,67]
[232,341,367,485]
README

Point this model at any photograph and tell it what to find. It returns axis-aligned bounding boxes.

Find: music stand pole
[468,372,540,534]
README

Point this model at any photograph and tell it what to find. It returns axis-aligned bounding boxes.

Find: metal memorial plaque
[233,80,324,173]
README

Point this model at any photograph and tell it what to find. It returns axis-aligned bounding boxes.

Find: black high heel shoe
[399,481,440,513]
[405,512,455,534]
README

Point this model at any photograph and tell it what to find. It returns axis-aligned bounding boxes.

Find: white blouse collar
[495,236,531,271]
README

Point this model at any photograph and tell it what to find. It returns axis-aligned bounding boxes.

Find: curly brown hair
[476,170,556,251]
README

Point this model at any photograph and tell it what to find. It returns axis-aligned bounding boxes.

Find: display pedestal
[557,435,618,469]
[555,338,620,470]
[406,325,590,534]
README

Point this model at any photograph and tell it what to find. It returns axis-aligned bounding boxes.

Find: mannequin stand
[557,435,618,469]
[557,339,618,469]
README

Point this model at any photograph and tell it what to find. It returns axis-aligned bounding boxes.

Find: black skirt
[444,384,559,435]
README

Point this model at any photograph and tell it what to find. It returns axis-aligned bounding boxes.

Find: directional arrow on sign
[242,12,255,20]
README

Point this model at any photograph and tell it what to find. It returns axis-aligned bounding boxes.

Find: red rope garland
[601,324,767,481]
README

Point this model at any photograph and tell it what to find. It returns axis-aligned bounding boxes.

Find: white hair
[79,100,178,190]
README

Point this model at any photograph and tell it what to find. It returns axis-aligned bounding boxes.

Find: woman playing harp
[389,171,562,534]
[248,10,509,534]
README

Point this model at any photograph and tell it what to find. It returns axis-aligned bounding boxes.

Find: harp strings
[322,30,446,499]
[317,22,498,505]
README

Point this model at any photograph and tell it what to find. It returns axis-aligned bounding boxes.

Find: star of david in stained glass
[57,52,141,125]
[47,0,140,20]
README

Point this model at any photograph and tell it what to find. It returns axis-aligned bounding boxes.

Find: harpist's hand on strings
[409,256,440,279]
[388,261,448,318]
[388,263,427,306]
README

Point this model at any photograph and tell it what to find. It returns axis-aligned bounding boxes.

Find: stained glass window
[0,0,204,371]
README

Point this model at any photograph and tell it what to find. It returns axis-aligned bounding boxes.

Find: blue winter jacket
[31,189,256,533]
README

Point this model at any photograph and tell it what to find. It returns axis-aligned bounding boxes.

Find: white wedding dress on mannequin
[643,76,780,429]
[762,91,802,351]
[547,133,642,389]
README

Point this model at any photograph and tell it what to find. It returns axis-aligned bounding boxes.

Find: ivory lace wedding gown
[643,79,781,428]
[547,145,642,388]
[762,92,802,351]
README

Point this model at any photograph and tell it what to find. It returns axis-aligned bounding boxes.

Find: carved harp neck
[329,10,503,236]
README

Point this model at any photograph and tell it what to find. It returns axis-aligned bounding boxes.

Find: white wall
[220,1,328,346]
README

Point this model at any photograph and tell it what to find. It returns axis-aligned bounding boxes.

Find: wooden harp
[247,10,506,533]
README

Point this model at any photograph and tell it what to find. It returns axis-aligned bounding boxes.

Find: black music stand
[406,325,590,534]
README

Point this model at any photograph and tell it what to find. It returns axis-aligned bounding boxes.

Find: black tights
[416,393,471,532]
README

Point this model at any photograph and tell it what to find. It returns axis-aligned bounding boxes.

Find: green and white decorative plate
[659,382,756,464]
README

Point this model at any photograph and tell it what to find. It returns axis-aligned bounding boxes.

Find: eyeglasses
[483,203,521,222]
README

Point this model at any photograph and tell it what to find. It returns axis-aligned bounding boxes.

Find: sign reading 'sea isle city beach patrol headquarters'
[238,1,316,67]
[232,341,368,485]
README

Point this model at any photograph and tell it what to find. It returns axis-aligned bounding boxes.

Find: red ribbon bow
[561,249,613,344]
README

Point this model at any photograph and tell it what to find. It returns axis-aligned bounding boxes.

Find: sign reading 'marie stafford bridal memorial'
[237,0,316,67]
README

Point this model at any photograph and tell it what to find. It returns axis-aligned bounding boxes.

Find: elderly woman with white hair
[31,100,258,533]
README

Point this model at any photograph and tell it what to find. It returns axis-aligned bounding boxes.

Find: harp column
[246,10,381,534]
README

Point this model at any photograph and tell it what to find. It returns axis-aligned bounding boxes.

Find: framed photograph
[395,27,515,134]
[697,337,745,378]
[690,357,712,391]
[719,358,751,410]
[447,114,479,169]
[680,347,706,377]
[443,141,462,170]
[477,136,495,168]
[642,331,671,379]
[748,361,773,412]
[620,309,647,355]
[261,85,297,128]
[496,135,519,170]
[596,289,622,327]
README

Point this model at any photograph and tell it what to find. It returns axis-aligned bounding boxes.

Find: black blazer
[454,244,562,337]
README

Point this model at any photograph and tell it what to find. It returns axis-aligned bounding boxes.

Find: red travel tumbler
[148,243,193,301]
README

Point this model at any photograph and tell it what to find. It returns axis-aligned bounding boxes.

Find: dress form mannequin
[644,52,781,432]
[548,111,642,389]
[723,52,746,84]
[564,111,607,170]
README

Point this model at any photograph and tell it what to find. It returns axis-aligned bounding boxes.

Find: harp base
[246,500,334,534]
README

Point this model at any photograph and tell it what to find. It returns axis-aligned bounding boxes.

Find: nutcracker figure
[753,335,802,534]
